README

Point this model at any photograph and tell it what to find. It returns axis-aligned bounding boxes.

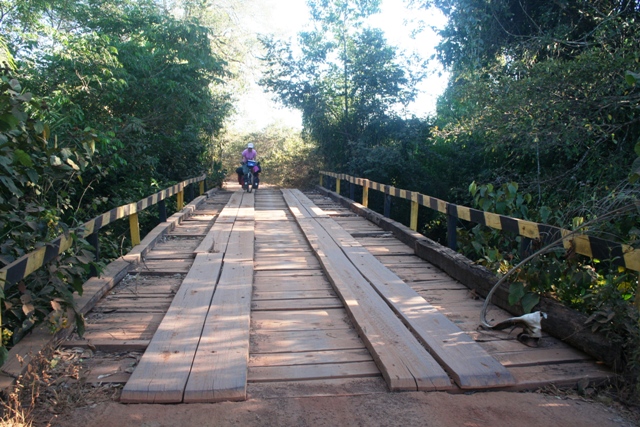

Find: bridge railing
[319,171,640,275]
[0,174,207,292]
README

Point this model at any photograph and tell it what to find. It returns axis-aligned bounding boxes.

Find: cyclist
[236,143,259,188]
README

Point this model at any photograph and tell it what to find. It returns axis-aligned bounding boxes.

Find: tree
[417,0,640,212]
[260,0,423,173]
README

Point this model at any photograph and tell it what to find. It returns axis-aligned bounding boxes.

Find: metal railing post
[362,180,369,207]
[410,193,419,231]
[187,184,194,203]
[129,212,141,246]
[384,189,391,218]
[177,189,184,210]
[87,231,100,277]
[158,199,167,222]
[447,213,457,251]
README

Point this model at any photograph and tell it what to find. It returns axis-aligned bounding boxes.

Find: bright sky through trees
[230,0,448,131]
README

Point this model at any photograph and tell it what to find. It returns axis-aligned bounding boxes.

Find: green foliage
[0,0,237,360]
[221,125,321,189]
[0,69,99,360]
[260,0,423,173]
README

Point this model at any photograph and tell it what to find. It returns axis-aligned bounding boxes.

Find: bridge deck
[65,184,611,403]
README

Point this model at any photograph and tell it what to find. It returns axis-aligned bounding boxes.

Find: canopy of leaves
[0,0,238,357]
[260,0,427,179]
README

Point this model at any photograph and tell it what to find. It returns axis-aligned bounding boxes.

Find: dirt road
[43,388,636,427]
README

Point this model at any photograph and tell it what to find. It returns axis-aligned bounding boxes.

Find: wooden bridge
[57,183,611,403]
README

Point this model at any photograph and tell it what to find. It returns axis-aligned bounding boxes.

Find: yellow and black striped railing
[0,174,206,291]
[320,171,640,273]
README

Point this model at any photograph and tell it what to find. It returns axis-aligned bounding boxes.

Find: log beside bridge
[60,183,610,403]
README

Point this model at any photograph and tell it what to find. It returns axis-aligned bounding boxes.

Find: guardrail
[320,171,640,274]
[0,174,207,291]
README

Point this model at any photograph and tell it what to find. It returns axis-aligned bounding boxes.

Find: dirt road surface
[43,388,637,427]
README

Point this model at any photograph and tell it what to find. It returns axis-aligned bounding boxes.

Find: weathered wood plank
[251,309,353,331]
[195,191,244,253]
[253,277,332,293]
[305,199,515,389]
[183,193,254,403]
[61,339,150,352]
[249,349,372,367]
[131,258,193,273]
[505,361,613,391]
[120,252,223,403]
[251,298,343,311]
[251,328,365,354]
[252,290,336,300]
[282,189,452,392]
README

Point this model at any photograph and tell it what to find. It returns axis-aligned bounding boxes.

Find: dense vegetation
[1,0,639,401]
[0,0,238,361]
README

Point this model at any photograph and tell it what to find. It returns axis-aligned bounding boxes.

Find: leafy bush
[0,69,97,363]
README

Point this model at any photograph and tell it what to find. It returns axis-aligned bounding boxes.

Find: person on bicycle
[236,142,259,187]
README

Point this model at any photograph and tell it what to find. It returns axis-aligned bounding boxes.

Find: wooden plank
[410,280,468,291]
[252,290,336,300]
[282,189,452,392]
[253,277,332,293]
[80,330,156,341]
[506,361,612,391]
[248,361,380,382]
[251,309,353,331]
[492,347,592,367]
[131,258,193,273]
[183,201,254,403]
[249,349,372,367]
[143,252,195,260]
[195,191,243,253]
[255,250,314,258]
[254,257,321,271]
[254,269,325,278]
[251,329,365,354]
[84,312,165,325]
[120,252,223,403]
[61,339,150,352]
[251,298,343,311]
[309,213,515,389]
